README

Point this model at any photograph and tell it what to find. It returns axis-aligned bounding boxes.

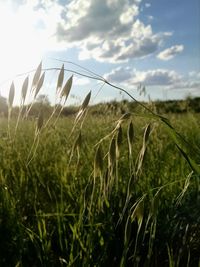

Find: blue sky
[0,0,199,105]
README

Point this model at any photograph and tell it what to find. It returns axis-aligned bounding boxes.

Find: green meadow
[0,64,200,266]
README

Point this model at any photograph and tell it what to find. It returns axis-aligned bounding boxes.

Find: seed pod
[127,121,134,158]
[108,137,116,168]
[34,72,45,99]
[21,76,29,103]
[128,121,134,144]
[117,125,123,147]
[56,64,65,93]
[144,124,151,143]
[60,75,73,102]
[81,91,91,110]
[32,62,42,92]
[75,91,91,124]
[8,82,15,108]
[116,125,123,159]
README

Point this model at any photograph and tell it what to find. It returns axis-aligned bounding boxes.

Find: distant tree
[36,94,51,106]
[0,95,7,116]
[28,94,52,117]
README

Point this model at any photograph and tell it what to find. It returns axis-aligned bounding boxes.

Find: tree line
[0,94,200,118]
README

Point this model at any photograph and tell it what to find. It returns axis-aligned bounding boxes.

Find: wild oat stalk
[69,91,92,139]
[53,74,73,126]
[14,76,29,136]
[51,61,200,175]
[26,111,44,166]
[24,62,44,119]
[7,81,15,139]
[43,64,65,128]
[14,61,200,176]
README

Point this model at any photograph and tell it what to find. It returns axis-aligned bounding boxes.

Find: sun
[0,2,48,83]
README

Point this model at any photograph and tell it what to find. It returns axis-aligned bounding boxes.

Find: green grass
[0,111,200,267]
[0,63,200,266]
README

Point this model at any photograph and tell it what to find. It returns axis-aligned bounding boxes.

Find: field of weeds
[0,63,200,266]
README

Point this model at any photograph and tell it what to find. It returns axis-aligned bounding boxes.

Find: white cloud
[120,5,139,24]
[157,45,184,61]
[53,0,170,63]
[104,66,133,82]
[163,32,173,37]
[105,67,200,91]
[105,67,181,86]
[5,0,174,63]
[137,69,181,86]
[189,71,200,79]
[147,15,154,21]
[145,3,151,8]
[74,77,90,86]
[169,71,200,91]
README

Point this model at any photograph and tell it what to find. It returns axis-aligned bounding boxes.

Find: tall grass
[0,62,199,266]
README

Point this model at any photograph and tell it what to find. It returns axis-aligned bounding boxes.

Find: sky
[0,0,199,105]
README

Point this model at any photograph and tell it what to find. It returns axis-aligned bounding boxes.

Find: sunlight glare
[0,2,47,83]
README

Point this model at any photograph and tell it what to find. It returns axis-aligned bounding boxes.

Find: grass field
[0,65,200,266]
